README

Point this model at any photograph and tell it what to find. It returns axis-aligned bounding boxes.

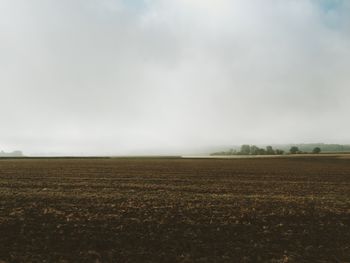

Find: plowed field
[0,157,349,262]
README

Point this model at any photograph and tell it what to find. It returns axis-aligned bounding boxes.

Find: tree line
[212,145,321,156]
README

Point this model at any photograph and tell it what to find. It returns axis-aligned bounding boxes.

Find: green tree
[250,145,260,155]
[290,146,299,154]
[312,147,321,154]
[266,146,275,155]
[275,149,284,155]
[258,148,266,155]
[240,145,251,155]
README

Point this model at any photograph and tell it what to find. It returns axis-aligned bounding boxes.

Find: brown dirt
[0,157,349,262]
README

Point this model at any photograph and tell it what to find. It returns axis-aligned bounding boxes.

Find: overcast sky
[1,0,350,155]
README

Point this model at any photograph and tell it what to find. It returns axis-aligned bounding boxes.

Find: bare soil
[0,157,349,262]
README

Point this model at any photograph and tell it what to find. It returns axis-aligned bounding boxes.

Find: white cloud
[0,0,349,155]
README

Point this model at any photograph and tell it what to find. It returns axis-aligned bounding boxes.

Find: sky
[1,0,350,155]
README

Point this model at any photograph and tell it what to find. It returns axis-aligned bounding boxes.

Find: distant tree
[290,146,299,154]
[250,145,260,155]
[266,146,275,155]
[258,148,266,155]
[275,149,284,155]
[312,147,321,154]
[240,145,251,155]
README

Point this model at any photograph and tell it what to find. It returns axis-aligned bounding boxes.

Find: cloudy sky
[1,0,350,155]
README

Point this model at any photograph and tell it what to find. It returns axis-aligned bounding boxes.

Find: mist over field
[2,3,350,262]
[1,0,350,155]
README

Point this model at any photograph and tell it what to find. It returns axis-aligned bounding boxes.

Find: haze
[1,0,350,155]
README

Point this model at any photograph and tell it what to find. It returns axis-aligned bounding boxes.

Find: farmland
[0,157,350,262]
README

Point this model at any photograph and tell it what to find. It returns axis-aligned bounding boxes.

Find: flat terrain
[0,157,350,262]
